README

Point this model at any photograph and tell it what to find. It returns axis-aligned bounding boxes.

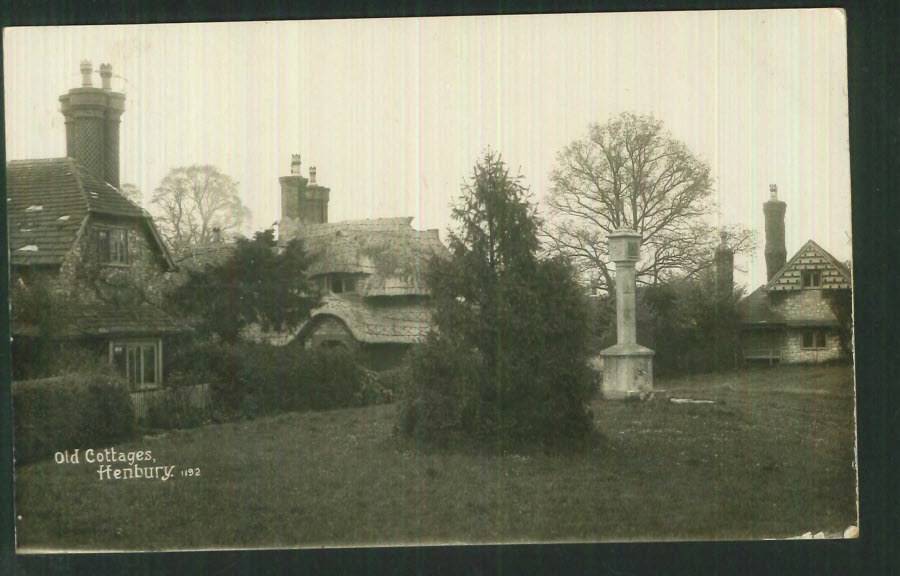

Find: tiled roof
[72,302,191,336]
[6,158,167,267]
[300,294,432,344]
[12,301,190,338]
[738,285,786,326]
[299,217,448,297]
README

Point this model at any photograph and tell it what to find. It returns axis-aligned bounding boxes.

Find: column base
[599,343,655,400]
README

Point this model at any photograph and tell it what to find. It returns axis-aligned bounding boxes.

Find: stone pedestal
[599,226,655,400]
[600,343,654,399]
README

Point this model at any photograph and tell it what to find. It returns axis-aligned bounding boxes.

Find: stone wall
[782,327,844,363]
[742,326,846,363]
[58,214,170,306]
[771,289,840,324]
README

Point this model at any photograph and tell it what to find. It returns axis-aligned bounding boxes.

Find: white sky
[4,10,851,290]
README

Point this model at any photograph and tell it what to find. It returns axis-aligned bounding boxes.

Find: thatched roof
[298,295,431,344]
[299,217,448,297]
[174,242,237,272]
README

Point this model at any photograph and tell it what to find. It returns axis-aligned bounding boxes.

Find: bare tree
[150,165,251,255]
[544,112,754,293]
[119,183,143,207]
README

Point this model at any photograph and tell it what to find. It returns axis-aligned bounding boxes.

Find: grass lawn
[15,364,858,550]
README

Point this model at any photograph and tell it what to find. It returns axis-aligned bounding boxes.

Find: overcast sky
[4,10,850,290]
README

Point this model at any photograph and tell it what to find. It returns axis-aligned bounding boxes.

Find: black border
[2,1,897,574]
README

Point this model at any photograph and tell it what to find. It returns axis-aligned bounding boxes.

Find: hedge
[13,372,137,465]
[168,339,391,419]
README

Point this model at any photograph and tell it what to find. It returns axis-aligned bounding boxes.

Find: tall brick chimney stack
[715,230,734,298]
[279,155,330,245]
[763,184,787,282]
[60,60,126,189]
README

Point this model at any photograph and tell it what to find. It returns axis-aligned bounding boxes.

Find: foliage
[399,150,595,444]
[545,112,755,293]
[13,371,136,465]
[824,288,854,358]
[167,339,381,419]
[9,276,112,380]
[592,272,744,377]
[119,182,143,207]
[150,165,251,255]
[168,229,319,344]
[141,386,212,431]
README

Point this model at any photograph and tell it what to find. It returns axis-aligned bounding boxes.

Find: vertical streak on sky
[747,15,760,286]
[3,13,851,290]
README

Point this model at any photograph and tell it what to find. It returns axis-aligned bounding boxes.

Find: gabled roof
[765,239,852,291]
[297,294,432,344]
[6,158,175,269]
[298,217,448,297]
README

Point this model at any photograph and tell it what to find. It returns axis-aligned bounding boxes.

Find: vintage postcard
[5,10,857,552]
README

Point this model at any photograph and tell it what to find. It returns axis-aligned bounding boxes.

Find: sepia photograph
[4,10,858,552]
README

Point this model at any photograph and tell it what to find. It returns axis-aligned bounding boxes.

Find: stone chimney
[715,230,734,298]
[763,184,787,282]
[279,155,330,245]
[59,60,126,188]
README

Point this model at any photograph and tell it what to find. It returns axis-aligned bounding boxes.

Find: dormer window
[99,228,128,265]
[328,275,356,294]
[801,270,821,288]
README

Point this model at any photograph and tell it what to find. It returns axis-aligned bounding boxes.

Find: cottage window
[801,270,821,288]
[111,341,159,388]
[99,228,128,265]
[802,330,827,350]
[329,275,355,294]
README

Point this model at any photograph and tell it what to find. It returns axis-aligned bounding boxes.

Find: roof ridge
[7,157,70,165]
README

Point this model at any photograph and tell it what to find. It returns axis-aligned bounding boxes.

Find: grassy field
[14,364,858,550]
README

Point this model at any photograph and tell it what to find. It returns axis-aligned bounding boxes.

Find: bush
[13,372,136,465]
[591,273,744,378]
[140,386,212,430]
[170,338,383,419]
[397,152,595,445]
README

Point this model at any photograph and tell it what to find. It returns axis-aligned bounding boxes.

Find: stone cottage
[738,185,852,364]
[7,61,187,385]
[278,156,448,369]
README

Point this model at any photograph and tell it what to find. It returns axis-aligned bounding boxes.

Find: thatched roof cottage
[279,156,448,369]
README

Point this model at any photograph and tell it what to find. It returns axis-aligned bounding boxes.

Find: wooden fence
[130,383,211,421]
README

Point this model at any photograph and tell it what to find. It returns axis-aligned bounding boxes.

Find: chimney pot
[309,166,317,185]
[290,154,302,175]
[99,63,113,90]
[769,184,778,200]
[80,60,93,87]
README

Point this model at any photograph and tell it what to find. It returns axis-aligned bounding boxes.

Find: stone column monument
[600,227,654,399]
